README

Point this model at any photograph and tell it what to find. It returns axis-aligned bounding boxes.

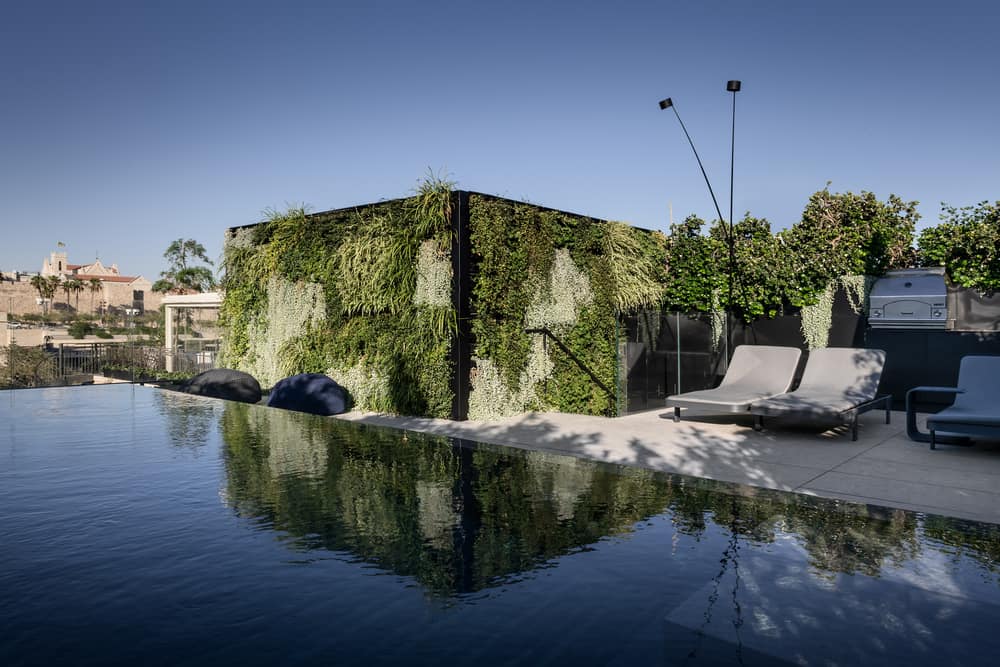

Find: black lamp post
[657,98,727,230]
[659,81,743,363]
[727,80,741,235]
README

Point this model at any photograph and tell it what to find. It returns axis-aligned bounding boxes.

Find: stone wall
[0,278,162,319]
[0,281,45,316]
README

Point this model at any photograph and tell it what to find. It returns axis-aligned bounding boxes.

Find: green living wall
[220,180,456,418]
[466,195,667,419]
[221,174,992,418]
[220,182,668,420]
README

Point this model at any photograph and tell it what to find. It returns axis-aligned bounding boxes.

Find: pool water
[2,384,1000,666]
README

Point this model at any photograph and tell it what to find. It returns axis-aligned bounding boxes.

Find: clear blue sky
[1,0,997,279]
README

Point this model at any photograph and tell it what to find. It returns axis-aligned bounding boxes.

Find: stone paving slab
[336,408,1000,525]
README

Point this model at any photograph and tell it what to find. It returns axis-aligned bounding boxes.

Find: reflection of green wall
[220,403,676,595]
[214,402,1000,598]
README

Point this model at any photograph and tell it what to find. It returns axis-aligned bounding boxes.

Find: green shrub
[68,320,93,339]
[780,188,918,307]
[919,201,1000,294]
[0,345,58,388]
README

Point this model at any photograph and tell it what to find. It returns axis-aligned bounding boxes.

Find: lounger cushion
[925,356,1000,438]
[750,348,886,418]
[750,393,870,418]
[666,345,802,413]
[928,411,1000,428]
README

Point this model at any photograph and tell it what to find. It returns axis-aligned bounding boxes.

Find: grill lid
[869,268,948,328]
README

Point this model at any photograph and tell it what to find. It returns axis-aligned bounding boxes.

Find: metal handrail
[524,327,616,402]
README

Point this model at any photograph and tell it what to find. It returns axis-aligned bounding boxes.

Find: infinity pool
[2,384,1000,665]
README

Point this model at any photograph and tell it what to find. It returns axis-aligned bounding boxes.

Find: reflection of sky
[882,525,999,606]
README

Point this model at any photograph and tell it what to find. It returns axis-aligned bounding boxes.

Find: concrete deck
[337,407,1000,525]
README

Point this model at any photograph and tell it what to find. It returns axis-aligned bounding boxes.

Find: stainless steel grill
[869,268,948,329]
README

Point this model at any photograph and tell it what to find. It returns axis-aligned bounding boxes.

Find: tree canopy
[153,238,216,294]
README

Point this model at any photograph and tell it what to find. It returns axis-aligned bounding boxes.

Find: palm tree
[61,278,72,311]
[45,276,61,314]
[29,275,46,313]
[29,275,59,316]
[65,279,85,312]
[87,278,103,314]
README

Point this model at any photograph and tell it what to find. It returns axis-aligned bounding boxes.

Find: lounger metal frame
[752,395,892,441]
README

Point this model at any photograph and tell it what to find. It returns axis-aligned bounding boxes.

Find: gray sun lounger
[666,345,802,422]
[906,355,1000,450]
[749,347,891,441]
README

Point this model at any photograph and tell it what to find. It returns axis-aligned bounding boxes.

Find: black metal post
[726,80,741,320]
[660,95,733,367]
[658,98,727,228]
[449,191,473,420]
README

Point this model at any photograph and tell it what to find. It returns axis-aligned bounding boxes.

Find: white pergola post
[164,303,176,372]
[160,292,222,374]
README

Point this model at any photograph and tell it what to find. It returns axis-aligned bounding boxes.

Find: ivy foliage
[918,201,1000,294]
[467,195,666,418]
[220,177,456,417]
[781,188,919,306]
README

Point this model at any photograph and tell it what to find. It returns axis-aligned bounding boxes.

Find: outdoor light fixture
[727,80,741,234]
[656,96,726,227]
[659,80,745,364]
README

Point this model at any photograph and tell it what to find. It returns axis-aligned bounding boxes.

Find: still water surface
[2,384,1000,666]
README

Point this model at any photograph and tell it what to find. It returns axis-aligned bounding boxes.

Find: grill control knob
[933,310,943,318]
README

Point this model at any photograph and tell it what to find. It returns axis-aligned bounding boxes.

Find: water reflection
[154,390,219,452]
[219,402,1000,601]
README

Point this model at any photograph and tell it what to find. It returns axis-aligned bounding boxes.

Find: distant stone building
[0,250,161,318]
[39,250,160,315]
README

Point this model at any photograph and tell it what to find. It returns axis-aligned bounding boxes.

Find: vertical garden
[220,180,457,418]
[220,173,997,420]
[219,180,668,419]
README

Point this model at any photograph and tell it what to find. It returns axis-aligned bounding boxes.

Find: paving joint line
[792,427,896,491]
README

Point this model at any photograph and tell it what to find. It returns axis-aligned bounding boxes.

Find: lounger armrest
[905,386,966,444]
[906,386,964,398]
